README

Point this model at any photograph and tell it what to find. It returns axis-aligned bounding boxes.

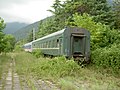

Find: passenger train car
[24,27,90,62]
[23,42,32,52]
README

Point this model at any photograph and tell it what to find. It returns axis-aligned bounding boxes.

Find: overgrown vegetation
[92,44,120,74]
[14,52,120,90]
[34,0,120,74]
[0,17,16,54]
[32,49,43,58]
[0,54,11,79]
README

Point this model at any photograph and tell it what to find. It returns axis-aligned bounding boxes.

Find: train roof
[32,28,65,43]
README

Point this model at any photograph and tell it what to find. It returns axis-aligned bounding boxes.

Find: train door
[71,34,86,57]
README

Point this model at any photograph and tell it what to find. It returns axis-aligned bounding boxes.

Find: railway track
[0,54,60,90]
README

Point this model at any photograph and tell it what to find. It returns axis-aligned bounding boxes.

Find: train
[23,27,90,62]
[23,42,32,52]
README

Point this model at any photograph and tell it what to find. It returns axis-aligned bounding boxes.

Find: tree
[48,0,89,29]
[113,0,120,29]
[0,17,16,53]
[27,30,34,42]
[67,13,120,50]
[37,16,59,38]
[0,17,6,53]
[48,0,114,28]
[3,35,16,53]
[0,17,6,31]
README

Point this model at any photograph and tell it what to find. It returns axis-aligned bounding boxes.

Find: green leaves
[92,44,120,74]
[0,17,15,53]
[67,13,111,49]
[3,35,16,52]
[37,16,60,38]
[113,0,120,29]
[0,17,6,31]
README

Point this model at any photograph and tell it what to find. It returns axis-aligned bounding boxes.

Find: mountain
[3,22,28,34]
[13,21,40,41]
[13,16,52,41]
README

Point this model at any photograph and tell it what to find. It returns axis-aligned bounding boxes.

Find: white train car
[23,42,32,52]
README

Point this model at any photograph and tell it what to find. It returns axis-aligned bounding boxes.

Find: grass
[0,54,11,79]
[14,51,120,90]
[0,53,11,90]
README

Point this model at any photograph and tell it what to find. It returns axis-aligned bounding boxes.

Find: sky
[0,0,56,24]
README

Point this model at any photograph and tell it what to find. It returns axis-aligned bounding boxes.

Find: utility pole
[33,28,35,41]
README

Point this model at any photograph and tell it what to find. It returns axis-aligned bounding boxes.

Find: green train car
[32,27,90,61]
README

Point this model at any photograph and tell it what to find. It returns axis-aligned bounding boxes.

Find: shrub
[91,44,120,73]
[29,56,81,79]
[32,49,43,58]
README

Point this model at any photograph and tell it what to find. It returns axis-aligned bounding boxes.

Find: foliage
[37,0,118,39]
[0,54,10,79]
[66,12,120,72]
[27,29,36,42]
[48,0,88,31]
[0,17,16,53]
[3,35,16,53]
[67,13,117,50]
[37,16,60,38]
[0,17,6,53]
[0,17,6,31]
[32,49,43,58]
[85,0,114,27]
[14,52,120,89]
[113,0,120,29]
[47,0,115,33]
[92,44,120,74]
[14,40,27,52]
[0,32,5,53]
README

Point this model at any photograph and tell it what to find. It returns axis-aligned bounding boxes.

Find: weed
[14,52,120,90]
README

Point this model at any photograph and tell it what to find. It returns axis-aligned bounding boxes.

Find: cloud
[0,0,54,23]
[0,0,40,9]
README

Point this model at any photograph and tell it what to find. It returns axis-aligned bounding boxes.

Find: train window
[43,43,44,48]
[48,41,49,48]
[46,42,48,48]
[41,44,43,48]
[57,39,59,48]
[53,40,55,48]
[44,43,45,48]
[44,42,46,48]
[43,43,45,48]
[49,41,51,48]
[57,39,59,43]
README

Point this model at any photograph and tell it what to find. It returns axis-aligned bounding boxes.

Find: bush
[29,56,81,79]
[32,49,43,58]
[91,44,120,73]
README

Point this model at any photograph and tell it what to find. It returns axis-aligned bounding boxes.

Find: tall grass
[14,52,120,90]
[0,54,11,79]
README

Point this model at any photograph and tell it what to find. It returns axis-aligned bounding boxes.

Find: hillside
[13,16,53,41]
[3,22,28,34]
[13,21,40,41]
